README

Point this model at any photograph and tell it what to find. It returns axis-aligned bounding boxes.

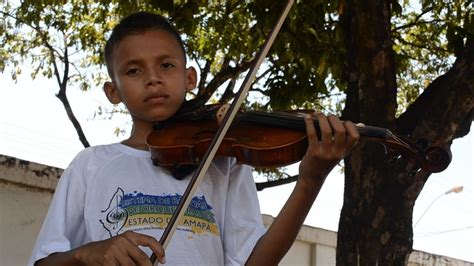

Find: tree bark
[337,0,473,264]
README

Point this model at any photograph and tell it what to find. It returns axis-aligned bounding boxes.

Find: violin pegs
[406,162,421,177]
[387,154,401,164]
[408,169,421,177]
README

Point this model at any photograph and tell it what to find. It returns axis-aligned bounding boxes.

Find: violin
[147,103,452,178]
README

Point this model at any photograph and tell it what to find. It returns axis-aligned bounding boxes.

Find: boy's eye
[162,62,175,69]
[126,68,140,75]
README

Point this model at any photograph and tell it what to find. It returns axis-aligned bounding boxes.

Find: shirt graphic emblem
[100,187,220,237]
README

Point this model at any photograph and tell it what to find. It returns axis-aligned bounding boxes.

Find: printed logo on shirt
[100,187,220,237]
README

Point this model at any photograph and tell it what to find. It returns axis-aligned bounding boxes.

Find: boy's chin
[148,109,179,122]
[131,114,173,124]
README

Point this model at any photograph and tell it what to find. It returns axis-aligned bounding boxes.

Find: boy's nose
[145,71,163,87]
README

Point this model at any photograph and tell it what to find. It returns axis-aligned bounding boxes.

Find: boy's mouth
[144,93,168,103]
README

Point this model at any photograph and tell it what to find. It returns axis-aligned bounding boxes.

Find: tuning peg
[408,168,422,177]
[388,154,401,164]
[406,162,421,177]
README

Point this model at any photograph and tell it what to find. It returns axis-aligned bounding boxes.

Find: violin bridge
[216,104,230,125]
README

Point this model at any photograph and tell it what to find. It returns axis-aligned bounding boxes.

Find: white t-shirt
[29,143,266,265]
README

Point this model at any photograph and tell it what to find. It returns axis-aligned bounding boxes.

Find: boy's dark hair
[104,11,186,78]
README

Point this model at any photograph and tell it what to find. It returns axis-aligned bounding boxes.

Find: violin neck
[239,111,394,140]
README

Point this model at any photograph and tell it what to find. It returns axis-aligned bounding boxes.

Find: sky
[0,71,473,262]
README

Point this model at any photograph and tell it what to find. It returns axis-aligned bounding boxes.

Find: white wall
[0,155,60,265]
[0,182,53,265]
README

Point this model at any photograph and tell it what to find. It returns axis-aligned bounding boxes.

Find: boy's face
[104,29,196,123]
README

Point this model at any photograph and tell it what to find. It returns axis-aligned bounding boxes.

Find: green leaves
[391,0,471,115]
[1,0,470,135]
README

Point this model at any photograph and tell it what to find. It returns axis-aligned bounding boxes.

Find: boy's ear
[103,81,122,104]
[185,66,198,92]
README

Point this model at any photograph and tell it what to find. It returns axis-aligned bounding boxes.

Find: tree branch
[255,175,299,191]
[219,77,236,103]
[199,59,255,103]
[396,37,474,142]
[392,6,435,32]
[198,59,211,92]
[1,10,91,147]
[394,37,449,54]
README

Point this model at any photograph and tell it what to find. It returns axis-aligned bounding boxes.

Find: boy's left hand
[245,112,359,265]
[299,112,359,185]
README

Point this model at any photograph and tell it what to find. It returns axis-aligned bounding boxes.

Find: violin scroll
[382,135,452,174]
[423,144,452,173]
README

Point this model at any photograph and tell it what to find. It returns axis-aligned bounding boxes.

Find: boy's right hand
[74,231,165,265]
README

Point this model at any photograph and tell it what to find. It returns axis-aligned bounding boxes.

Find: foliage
[1,0,471,182]
[2,1,470,116]
[392,0,473,115]
[0,1,111,88]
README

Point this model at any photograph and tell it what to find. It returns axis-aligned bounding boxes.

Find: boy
[29,11,359,265]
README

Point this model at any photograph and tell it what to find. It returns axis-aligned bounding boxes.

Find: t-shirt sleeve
[223,162,267,265]
[28,151,89,265]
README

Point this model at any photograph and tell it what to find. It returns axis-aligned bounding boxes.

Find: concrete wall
[1,154,473,266]
[407,251,474,266]
[0,155,61,266]
[262,215,337,265]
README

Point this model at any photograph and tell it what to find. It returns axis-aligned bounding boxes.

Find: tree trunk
[337,0,474,265]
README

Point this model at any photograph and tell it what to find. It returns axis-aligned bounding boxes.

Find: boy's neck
[122,123,153,151]
[121,139,149,151]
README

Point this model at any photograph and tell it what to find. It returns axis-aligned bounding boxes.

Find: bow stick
[150,0,294,263]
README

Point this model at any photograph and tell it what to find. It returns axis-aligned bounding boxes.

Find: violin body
[148,117,308,169]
